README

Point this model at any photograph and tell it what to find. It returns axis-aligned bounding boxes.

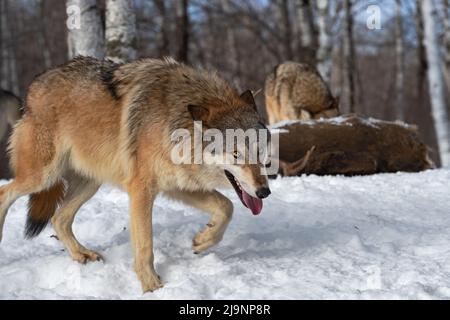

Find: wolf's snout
[256,187,271,199]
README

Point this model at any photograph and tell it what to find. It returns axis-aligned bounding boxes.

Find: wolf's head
[187,90,272,215]
[314,96,340,120]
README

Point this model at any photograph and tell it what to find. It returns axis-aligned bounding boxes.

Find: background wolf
[0,90,22,178]
[0,89,22,143]
[265,62,340,124]
[0,57,271,293]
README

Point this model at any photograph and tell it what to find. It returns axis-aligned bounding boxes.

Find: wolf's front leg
[128,182,163,293]
[167,190,233,254]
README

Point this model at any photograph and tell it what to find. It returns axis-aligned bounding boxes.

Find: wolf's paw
[136,268,163,293]
[71,248,104,264]
[192,225,223,254]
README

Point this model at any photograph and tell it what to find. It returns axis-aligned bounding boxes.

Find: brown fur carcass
[274,115,434,177]
[265,62,340,124]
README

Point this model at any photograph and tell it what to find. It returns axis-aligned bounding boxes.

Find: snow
[2,170,450,299]
[268,116,413,131]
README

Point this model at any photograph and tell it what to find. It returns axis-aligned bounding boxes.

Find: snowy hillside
[2,170,450,299]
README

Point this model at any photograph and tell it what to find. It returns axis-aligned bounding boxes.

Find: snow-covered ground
[2,170,450,299]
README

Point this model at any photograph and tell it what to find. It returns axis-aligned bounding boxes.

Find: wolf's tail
[25,181,66,238]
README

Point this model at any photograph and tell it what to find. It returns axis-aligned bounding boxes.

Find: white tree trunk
[442,0,450,91]
[342,0,355,113]
[316,0,332,83]
[394,0,404,120]
[66,0,105,59]
[105,0,137,63]
[422,0,450,167]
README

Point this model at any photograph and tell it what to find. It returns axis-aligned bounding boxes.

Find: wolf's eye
[232,151,241,159]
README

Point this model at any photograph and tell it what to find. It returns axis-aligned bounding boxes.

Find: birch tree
[342,0,355,113]
[422,0,450,167]
[394,0,404,120]
[105,0,137,63]
[66,0,105,59]
[316,0,332,83]
[442,0,450,91]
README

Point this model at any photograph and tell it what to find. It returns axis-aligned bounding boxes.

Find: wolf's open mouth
[224,170,263,215]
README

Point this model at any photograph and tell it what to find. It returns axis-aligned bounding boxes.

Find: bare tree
[37,0,52,69]
[296,0,317,65]
[394,0,404,120]
[0,1,18,93]
[342,0,355,113]
[316,0,332,83]
[415,0,428,105]
[221,0,241,88]
[105,0,137,63]
[153,0,170,57]
[176,0,190,63]
[422,0,450,166]
[66,0,105,59]
[0,0,9,89]
[277,0,294,60]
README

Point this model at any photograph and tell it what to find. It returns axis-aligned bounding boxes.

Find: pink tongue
[242,190,263,215]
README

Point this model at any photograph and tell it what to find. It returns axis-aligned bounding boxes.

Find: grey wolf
[265,62,339,124]
[0,56,271,293]
[0,89,22,142]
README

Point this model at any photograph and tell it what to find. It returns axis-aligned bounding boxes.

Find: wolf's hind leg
[166,190,233,254]
[0,177,59,242]
[0,170,62,242]
[0,181,27,242]
[1,117,63,241]
[51,172,101,264]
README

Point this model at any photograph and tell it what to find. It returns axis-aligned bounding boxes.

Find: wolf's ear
[188,104,209,122]
[240,90,258,112]
[252,89,262,97]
